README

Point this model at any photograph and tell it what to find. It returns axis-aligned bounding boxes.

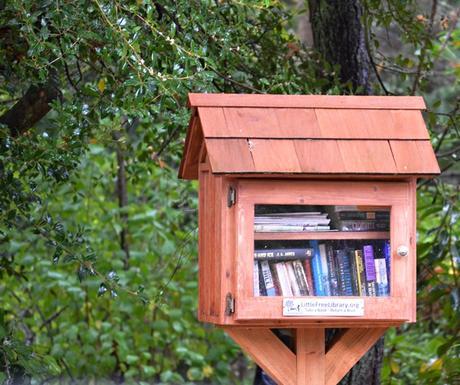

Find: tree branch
[0,71,60,137]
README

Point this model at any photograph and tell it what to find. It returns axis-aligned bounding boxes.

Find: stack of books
[254,240,390,297]
[327,206,390,232]
[254,211,331,232]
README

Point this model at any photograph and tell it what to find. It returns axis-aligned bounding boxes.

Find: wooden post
[296,328,325,385]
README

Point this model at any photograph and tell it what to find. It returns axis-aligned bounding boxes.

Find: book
[335,249,354,296]
[326,243,339,296]
[310,240,325,296]
[292,259,310,296]
[254,248,313,261]
[363,245,377,296]
[254,224,331,232]
[258,262,267,296]
[270,263,281,296]
[274,262,293,296]
[336,211,390,220]
[374,258,389,296]
[260,260,276,296]
[303,258,315,296]
[348,249,360,296]
[318,243,331,296]
[254,261,260,296]
[384,241,391,290]
[332,205,390,212]
[335,220,389,232]
[285,262,301,296]
[354,249,367,296]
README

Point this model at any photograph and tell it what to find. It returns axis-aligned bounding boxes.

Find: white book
[374,259,389,296]
[274,263,293,296]
[254,224,331,232]
[285,262,301,296]
[253,261,260,296]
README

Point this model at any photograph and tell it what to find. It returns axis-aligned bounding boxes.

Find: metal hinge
[225,293,235,315]
[227,186,236,207]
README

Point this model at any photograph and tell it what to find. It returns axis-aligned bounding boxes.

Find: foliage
[0,0,458,384]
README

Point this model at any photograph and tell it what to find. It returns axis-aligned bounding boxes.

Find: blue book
[384,241,391,291]
[309,240,325,296]
[335,249,354,296]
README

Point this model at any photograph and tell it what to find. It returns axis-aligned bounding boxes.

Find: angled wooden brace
[223,327,387,385]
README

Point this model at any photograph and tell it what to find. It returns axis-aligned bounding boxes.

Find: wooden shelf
[254,231,390,241]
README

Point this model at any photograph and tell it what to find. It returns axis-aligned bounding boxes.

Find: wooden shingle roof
[179,93,440,179]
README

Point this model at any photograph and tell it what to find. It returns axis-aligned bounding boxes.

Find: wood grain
[325,328,387,385]
[390,140,440,174]
[188,93,426,109]
[249,139,302,173]
[297,328,325,385]
[205,138,255,173]
[223,328,296,385]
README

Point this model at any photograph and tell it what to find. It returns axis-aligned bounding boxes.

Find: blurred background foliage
[0,0,458,384]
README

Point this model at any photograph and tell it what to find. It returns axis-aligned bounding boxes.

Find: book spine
[335,249,354,296]
[274,263,293,296]
[363,245,377,281]
[254,248,313,260]
[326,243,339,296]
[374,259,389,296]
[254,224,331,232]
[253,261,260,296]
[258,262,267,296]
[318,243,331,296]
[260,260,276,296]
[285,262,301,296]
[310,240,325,296]
[348,249,360,296]
[363,245,377,297]
[304,259,315,296]
[384,240,391,291]
[336,220,389,231]
[292,260,309,296]
[269,263,281,296]
[337,211,390,220]
[354,249,367,296]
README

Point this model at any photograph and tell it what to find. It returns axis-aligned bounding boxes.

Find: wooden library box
[179,93,440,329]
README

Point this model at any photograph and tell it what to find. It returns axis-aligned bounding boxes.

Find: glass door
[234,180,412,323]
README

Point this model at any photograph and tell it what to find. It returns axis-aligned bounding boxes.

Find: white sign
[283,298,365,317]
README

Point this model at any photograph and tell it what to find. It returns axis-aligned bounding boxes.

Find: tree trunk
[308,0,371,94]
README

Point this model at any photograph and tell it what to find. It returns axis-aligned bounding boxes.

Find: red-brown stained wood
[224,328,296,385]
[179,94,439,179]
[315,109,370,139]
[249,139,302,173]
[297,328,325,385]
[337,140,397,174]
[178,117,203,179]
[197,107,228,137]
[325,328,387,385]
[223,107,279,136]
[390,140,440,174]
[205,138,255,173]
[391,110,430,139]
[275,108,322,137]
[188,93,426,109]
[294,140,345,173]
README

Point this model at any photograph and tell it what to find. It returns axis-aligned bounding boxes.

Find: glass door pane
[253,205,391,298]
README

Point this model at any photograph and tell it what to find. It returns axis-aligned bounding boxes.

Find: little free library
[178,93,440,385]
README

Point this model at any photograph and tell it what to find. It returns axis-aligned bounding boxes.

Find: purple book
[363,245,377,281]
